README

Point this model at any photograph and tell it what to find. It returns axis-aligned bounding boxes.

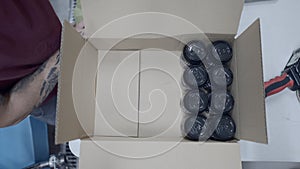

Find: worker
[0,0,62,127]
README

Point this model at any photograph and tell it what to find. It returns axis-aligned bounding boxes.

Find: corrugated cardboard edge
[235,19,268,144]
[231,38,241,140]
[55,21,87,144]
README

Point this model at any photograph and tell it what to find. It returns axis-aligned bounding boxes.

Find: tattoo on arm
[0,51,60,127]
[9,52,60,107]
[0,95,6,106]
[39,66,59,103]
[55,53,61,65]
[11,76,34,93]
[38,52,60,105]
[11,61,47,93]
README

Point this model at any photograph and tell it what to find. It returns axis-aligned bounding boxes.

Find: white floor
[238,0,300,162]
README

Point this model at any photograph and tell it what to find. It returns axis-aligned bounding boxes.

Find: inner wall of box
[92,33,239,140]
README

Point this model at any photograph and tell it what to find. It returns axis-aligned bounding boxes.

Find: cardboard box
[56,0,267,168]
[79,137,241,169]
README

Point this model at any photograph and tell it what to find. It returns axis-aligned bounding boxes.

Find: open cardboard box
[56,0,267,168]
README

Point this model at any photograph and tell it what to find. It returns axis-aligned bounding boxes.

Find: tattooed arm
[0,51,60,128]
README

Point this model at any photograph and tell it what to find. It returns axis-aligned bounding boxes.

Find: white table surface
[70,0,300,162]
[238,0,300,162]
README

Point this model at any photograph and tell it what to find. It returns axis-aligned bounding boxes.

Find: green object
[74,0,83,24]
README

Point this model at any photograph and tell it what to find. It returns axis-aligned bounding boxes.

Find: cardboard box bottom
[79,137,242,169]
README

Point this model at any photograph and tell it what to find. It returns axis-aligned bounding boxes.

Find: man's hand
[0,51,60,128]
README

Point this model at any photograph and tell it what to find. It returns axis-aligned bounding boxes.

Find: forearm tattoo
[0,95,6,106]
[11,62,46,93]
[39,67,58,103]
[9,52,60,106]
[38,53,60,105]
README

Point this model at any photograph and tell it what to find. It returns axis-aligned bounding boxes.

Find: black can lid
[202,79,211,92]
[183,40,208,65]
[224,67,233,86]
[208,92,234,113]
[211,67,233,87]
[211,115,236,141]
[184,115,206,141]
[183,90,208,114]
[183,66,208,88]
[211,41,233,63]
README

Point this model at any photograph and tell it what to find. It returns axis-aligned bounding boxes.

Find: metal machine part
[24,143,78,169]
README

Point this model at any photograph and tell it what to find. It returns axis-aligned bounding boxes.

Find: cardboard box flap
[81,0,244,37]
[235,19,267,144]
[56,22,96,144]
[72,40,98,137]
[79,137,242,169]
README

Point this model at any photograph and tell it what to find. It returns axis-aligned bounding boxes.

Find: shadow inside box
[244,0,278,5]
